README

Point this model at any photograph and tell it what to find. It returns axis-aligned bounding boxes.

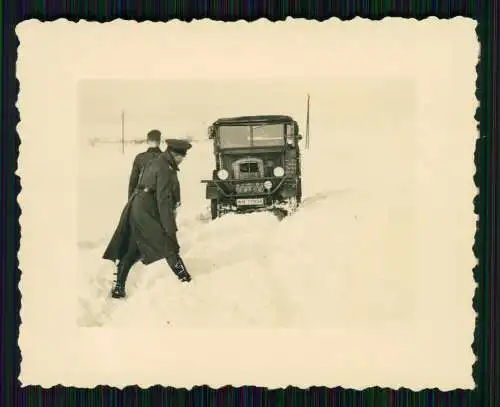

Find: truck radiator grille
[235,183,265,194]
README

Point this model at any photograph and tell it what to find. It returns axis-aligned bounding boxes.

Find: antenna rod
[121,110,125,154]
[306,94,310,149]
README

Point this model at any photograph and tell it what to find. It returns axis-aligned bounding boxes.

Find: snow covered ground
[77,130,418,328]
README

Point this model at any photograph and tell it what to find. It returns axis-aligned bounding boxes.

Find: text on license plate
[236,198,264,206]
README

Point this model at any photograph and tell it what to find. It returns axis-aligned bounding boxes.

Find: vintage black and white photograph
[17,18,478,389]
[76,77,422,328]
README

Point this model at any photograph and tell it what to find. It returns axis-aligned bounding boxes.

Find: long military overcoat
[102,151,181,265]
[128,146,162,198]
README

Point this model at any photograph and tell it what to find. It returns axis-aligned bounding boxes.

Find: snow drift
[77,138,415,328]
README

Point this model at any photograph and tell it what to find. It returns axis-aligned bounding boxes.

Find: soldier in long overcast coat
[128,129,163,199]
[102,138,193,299]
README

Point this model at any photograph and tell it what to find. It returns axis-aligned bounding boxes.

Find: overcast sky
[77,77,416,143]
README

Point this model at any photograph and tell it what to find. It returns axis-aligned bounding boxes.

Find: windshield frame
[216,123,286,149]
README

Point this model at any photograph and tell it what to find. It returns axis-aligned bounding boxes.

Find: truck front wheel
[210,199,219,220]
[296,179,302,203]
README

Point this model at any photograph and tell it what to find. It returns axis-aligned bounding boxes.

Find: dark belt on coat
[136,186,156,194]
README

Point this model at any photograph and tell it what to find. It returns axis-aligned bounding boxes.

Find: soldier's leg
[165,253,192,282]
[111,238,141,298]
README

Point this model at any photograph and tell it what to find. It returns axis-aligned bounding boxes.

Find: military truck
[201,115,303,219]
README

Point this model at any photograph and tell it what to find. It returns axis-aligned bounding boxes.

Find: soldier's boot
[111,261,131,299]
[111,282,126,299]
[166,254,192,283]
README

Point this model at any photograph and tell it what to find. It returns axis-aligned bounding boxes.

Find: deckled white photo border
[16,17,478,389]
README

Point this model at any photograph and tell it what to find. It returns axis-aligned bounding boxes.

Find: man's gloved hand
[176,267,192,282]
[166,254,192,283]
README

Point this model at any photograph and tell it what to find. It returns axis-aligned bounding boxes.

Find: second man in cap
[127,129,163,199]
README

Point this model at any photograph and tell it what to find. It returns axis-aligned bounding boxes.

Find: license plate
[236,198,264,206]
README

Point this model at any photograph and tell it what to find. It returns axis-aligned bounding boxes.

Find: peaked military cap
[147,129,162,142]
[166,139,193,156]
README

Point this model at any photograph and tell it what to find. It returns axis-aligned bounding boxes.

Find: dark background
[1,0,497,406]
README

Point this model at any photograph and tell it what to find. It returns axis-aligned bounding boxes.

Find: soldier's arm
[156,166,178,241]
[128,156,141,199]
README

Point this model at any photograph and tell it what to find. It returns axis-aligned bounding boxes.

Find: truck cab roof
[212,115,295,126]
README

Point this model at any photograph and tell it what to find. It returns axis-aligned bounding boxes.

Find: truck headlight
[217,169,229,180]
[264,180,272,190]
[273,166,285,177]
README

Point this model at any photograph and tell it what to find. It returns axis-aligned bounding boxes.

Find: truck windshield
[218,123,285,148]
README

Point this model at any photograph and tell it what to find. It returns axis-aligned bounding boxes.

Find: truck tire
[296,178,302,203]
[210,199,219,220]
